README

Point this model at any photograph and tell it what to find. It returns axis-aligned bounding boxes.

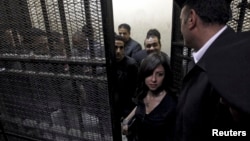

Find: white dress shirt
[192,26,227,63]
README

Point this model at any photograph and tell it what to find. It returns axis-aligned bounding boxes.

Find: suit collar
[186,27,235,76]
[193,26,227,63]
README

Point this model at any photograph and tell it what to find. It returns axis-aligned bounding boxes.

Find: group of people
[118,0,250,141]
[116,23,176,141]
[0,25,107,134]
[115,19,176,141]
[1,0,250,140]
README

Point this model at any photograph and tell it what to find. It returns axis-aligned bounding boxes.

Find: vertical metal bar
[0,0,31,41]
[237,0,248,32]
[40,0,53,54]
[100,0,122,141]
[18,0,32,32]
[57,0,71,57]
[83,0,97,75]
[2,0,26,53]
[2,0,15,53]
[3,0,11,29]
[0,120,8,141]
[186,47,192,74]
[73,80,85,131]
[57,0,84,131]
[3,1,18,50]
[83,0,95,58]
[16,0,32,55]
[78,0,92,131]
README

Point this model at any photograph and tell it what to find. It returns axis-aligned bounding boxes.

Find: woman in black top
[122,52,177,141]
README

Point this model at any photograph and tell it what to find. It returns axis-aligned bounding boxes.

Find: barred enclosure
[1,0,250,141]
[0,0,117,141]
[171,0,250,92]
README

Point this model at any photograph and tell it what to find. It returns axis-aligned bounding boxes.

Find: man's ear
[188,9,197,29]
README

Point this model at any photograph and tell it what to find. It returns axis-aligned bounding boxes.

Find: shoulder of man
[125,56,137,64]
[160,51,171,64]
[132,50,147,63]
[127,38,141,47]
[206,31,250,114]
[122,56,138,70]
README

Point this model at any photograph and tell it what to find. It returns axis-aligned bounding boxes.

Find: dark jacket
[115,56,138,118]
[125,38,142,58]
[131,50,147,65]
[175,27,246,141]
[132,50,170,66]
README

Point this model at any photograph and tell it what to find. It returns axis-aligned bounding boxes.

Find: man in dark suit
[114,35,138,141]
[114,34,138,120]
[175,0,250,141]
[118,23,142,58]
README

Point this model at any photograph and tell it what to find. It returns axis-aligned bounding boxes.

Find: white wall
[113,0,173,55]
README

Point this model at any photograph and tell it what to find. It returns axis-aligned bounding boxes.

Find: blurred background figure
[0,28,21,54]
[71,30,89,57]
[114,34,138,141]
[132,29,170,65]
[50,31,66,57]
[22,27,49,55]
[118,23,142,58]
[114,34,138,119]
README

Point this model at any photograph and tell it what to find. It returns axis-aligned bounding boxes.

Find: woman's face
[145,64,165,91]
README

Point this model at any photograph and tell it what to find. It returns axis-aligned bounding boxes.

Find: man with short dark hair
[114,35,138,141]
[132,29,170,65]
[175,0,250,141]
[118,23,142,58]
[114,35,138,118]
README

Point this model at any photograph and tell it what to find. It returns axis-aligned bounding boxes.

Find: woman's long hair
[135,52,174,102]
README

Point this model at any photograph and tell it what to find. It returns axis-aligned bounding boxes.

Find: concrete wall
[113,0,173,55]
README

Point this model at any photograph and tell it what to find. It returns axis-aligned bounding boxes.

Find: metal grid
[228,0,250,32]
[171,1,192,92]
[0,0,113,141]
